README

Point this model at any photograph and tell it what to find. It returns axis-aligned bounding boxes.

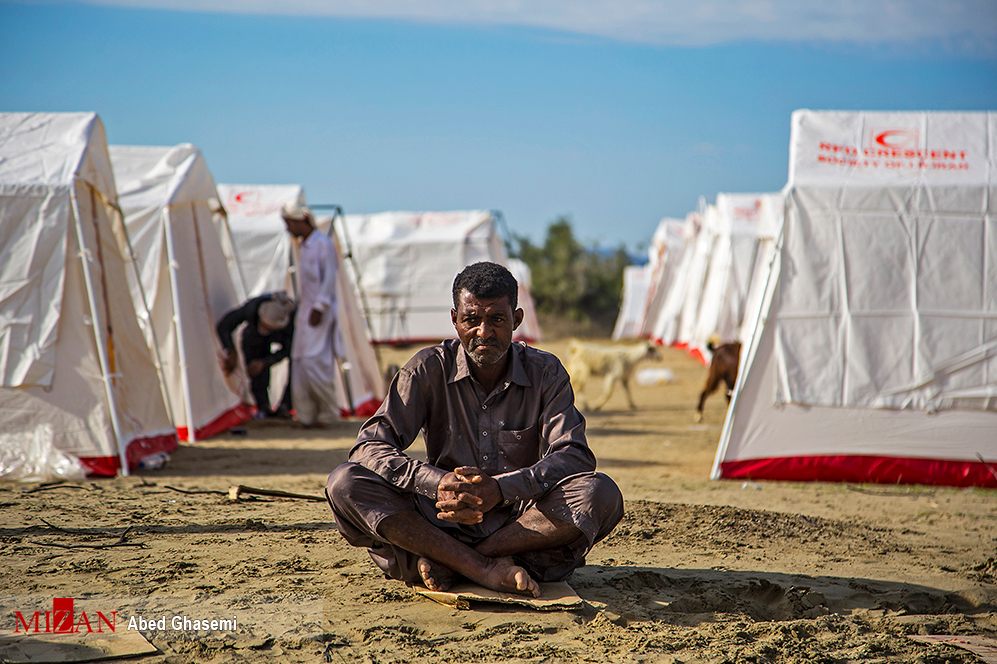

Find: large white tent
[713,109,997,488]
[0,113,176,477]
[110,144,252,441]
[336,210,542,344]
[217,184,385,418]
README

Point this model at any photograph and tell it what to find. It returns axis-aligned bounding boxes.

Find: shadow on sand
[566,565,992,626]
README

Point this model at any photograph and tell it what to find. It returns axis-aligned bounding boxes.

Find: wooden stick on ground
[227,485,326,502]
[31,526,143,550]
[164,485,228,496]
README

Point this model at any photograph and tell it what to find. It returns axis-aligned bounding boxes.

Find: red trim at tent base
[177,404,254,442]
[653,340,709,366]
[80,431,180,477]
[338,397,382,420]
[719,455,997,488]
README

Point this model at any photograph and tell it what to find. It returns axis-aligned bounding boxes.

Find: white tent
[612,264,652,340]
[638,217,691,339]
[336,210,542,345]
[735,193,786,352]
[217,184,303,300]
[713,109,997,488]
[686,192,784,362]
[110,144,252,441]
[217,184,385,418]
[649,211,704,350]
[673,204,719,360]
[0,113,176,477]
[507,258,543,343]
[613,216,689,340]
[647,197,782,364]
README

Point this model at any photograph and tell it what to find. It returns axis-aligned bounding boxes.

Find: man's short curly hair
[452,262,518,310]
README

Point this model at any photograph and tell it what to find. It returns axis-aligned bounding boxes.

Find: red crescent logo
[875,130,915,148]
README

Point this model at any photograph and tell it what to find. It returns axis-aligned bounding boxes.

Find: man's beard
[468,339,506,365]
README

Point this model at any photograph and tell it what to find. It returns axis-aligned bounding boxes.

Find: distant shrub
[510,216,628,336]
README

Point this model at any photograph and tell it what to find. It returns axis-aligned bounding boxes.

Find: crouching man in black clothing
[217,292,296,419]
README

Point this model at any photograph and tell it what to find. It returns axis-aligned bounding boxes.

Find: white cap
[281,201,313,223]
[258,292,295,330]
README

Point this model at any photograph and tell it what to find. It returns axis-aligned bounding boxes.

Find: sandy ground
[2,340,996,663]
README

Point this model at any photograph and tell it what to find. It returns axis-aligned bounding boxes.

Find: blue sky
[2,1,996,252]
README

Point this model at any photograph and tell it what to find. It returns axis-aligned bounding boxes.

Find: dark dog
[695,341,741,422]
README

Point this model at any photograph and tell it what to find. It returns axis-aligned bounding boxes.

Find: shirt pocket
[496,425,540,471]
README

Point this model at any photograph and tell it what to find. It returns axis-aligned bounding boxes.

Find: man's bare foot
[476,556,540,597]
[417,557,457,592]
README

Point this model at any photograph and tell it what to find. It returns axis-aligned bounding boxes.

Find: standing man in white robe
[282,202,340,427]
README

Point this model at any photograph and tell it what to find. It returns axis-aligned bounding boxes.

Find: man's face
[451,290,523,370]
[283,216,308,238]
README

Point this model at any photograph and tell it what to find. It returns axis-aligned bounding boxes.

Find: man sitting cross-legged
[326,261,624,596]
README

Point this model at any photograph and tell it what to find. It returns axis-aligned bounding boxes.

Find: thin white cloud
[57,0,997,51]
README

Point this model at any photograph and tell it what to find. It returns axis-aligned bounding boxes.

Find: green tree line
[510,216,630,336]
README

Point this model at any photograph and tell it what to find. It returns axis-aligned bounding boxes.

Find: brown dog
[695,341,741,422]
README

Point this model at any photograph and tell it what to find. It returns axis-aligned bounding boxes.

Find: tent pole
[163,206,198,443]
[337,351,355,418]
[711,207,786,480]
[216,205,250,301]
[190,202,221,328]
[116,199,178,436]
[70,184,130,476]
[320,206,360,414]
[327,207,382,371]
[491,209,513,256]
[287,235,300,300]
